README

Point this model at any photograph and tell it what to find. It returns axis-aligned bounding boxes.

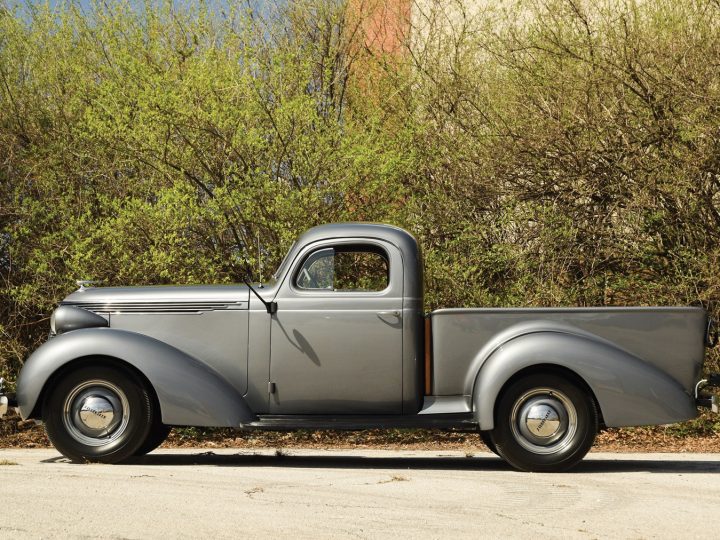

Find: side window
[295,244,390,292]
[296,248,335,289]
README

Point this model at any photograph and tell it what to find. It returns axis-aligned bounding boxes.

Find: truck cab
[257,223,423,415]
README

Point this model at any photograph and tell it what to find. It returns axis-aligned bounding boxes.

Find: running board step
[244,413,476,431]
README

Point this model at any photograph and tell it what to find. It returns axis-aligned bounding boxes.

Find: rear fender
[471,330,696,430]
[17,328,255,427]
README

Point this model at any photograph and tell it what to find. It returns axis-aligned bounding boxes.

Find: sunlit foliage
[2,0,720,382]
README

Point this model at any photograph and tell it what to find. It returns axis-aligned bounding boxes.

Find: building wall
[349,0,412,55]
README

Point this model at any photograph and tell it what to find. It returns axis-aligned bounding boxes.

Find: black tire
[43,365,153,463]
[134,419,171,456]
[489,373,598,472]
[480,430,499,456]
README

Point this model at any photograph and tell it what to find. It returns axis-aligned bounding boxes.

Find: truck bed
[430,307,707,396]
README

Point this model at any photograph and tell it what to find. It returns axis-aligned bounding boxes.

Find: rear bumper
[696,394,719,413]
[696,373,720,413]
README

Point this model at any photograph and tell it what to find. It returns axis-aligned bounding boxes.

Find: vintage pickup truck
[1,223,719,471]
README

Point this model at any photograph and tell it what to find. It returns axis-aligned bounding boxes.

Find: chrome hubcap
[511,388,577,455]
[63,380,129,446]
[79,396,116,431]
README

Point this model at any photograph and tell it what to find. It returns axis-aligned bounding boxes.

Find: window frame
[290,242,392,295]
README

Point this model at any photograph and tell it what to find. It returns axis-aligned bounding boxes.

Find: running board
[244,413,477,431]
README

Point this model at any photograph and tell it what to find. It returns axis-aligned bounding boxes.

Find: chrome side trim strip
[61,301,249,314]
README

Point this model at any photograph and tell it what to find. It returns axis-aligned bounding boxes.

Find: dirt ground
[1,410,718,453]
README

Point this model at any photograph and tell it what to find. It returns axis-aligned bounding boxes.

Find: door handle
[377,310,401,317]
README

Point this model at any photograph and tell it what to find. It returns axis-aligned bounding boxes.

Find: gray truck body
[12,223,711,433]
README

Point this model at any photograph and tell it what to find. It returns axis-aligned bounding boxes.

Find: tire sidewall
[134,420,171,456]
[43,365,153,463]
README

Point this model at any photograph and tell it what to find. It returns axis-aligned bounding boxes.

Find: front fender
[17,328,256,427]
[472,331,696,430]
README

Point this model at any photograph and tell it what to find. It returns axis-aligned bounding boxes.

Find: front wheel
[489,374,598,472]
[43,365,153,463]
[479,430,499,456]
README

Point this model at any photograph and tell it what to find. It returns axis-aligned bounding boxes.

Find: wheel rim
[510,387,577,455]
[62,380,130,447]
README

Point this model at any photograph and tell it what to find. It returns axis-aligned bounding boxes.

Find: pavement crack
[376,474,410,484]
[245,486,265,498]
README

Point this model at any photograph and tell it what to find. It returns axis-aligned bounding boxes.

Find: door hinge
[268,382,276,394]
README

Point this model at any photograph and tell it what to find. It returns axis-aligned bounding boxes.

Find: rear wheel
[43,365,153,463]
[134,419,171,456]
[489,373,598,472]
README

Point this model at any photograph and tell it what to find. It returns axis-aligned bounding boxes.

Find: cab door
[269,239,403,414]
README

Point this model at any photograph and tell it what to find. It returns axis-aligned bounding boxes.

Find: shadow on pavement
[575,458,720,474]
[47,452,717,473]
[127,453,512,471]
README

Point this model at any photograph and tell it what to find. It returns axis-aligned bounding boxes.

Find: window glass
[295,245,389,292]
[296,248,335,289]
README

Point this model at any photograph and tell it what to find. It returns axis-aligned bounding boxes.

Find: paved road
[1,448,718,539]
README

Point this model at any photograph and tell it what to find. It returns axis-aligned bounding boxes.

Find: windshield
[272,241,296,281]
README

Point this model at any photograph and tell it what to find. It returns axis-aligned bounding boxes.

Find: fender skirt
[17,328,256,427]
[472,331,696,430]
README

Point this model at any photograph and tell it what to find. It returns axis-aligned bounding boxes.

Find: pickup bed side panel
[17,328,255,427]
[472,332,697,430]
[431,308,706,397]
